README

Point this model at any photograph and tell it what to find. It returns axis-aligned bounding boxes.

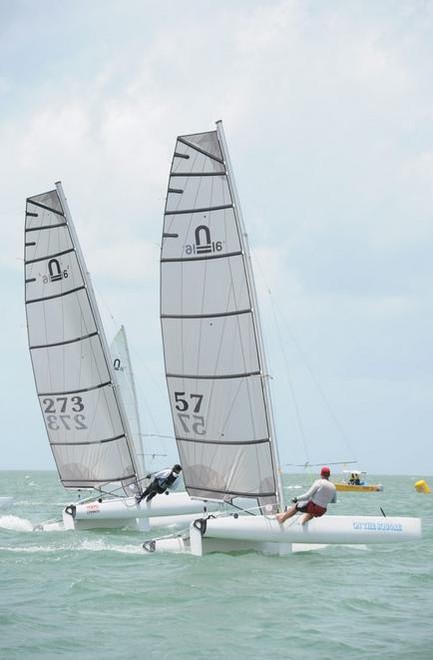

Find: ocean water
[1,472,432,660]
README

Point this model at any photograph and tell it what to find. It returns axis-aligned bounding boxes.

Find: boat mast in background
[111,325,146,478]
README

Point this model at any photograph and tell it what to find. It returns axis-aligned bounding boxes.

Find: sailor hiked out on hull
[276,466,337,526]
[136,464,182,503]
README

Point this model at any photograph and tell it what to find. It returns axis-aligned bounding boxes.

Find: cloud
[2,0,433,471]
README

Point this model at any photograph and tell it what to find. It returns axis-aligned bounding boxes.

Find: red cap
[321,466,331,476]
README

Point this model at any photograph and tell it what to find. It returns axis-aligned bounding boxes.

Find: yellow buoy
[415,480,431,493]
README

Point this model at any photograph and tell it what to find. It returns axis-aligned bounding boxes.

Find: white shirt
[153,468,172,481]
[298,478,337,508]
[152,468,180,491]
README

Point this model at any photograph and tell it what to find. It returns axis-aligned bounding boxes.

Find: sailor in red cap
[276,466,337,526]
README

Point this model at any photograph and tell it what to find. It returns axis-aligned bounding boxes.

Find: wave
[0,515,34,532]
[0,537,144,555]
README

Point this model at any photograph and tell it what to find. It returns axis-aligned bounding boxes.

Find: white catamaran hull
[144,514,422,556]
[60,491,223,531]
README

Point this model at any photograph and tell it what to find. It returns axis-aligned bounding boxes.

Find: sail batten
[51,434,127,446]
[162,309,252,319]
[25,222,67,232]
[166,372,261,380]
[160,123,282,512]
[177,137,225,163]
[26,285,87,305]
[25,184,142,492]
[164,204,233,216]
[30,331,99,350]
[161,250,243,264]
[177,436,270,446]
[27,247,75,265]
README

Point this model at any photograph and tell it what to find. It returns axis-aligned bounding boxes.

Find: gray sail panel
[171,137,225,175]
[53,436,135,487]
[161,256,249,317]
[25,188,139,490]
[179,132,224,161]
[162,315,259,377]
[30,335,109,393]
[178,439,276,500]
[161,129,279,508]
[27,289,96,347]
[25,226,72,263]
[38,385,123,442]
[165,175,231,215]
[166,375,268,442]
[26,251,84,302]
[162,207,241,260]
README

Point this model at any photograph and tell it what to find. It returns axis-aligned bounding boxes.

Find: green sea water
[1,471,432,660]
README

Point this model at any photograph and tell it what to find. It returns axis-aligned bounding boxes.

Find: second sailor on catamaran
[276,466,337,526]
[136,465,182,504]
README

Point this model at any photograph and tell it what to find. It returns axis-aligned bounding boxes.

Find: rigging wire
[251,253,311,469]
[250,249,358,477]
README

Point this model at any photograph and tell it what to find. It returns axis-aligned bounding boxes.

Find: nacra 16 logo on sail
[42,258,69,284]
[185,225,223,256]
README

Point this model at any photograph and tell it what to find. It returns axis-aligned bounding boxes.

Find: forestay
[24,183,141,492]
[160,123,282,512]
[110,326,145,477]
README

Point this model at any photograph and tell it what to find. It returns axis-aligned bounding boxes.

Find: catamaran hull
[61,491,223,531]
[335,483,383,492]
[36,512,205,533]
[144,514,422,556]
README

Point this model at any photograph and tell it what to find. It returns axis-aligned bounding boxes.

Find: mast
[215,122,284,509]
[55,182,143,491]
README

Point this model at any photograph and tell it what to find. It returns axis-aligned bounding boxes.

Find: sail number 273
[42,396,87,430]
[174,392,205,435]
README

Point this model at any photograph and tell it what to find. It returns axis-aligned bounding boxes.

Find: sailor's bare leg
[276,506,297,524]
[301,513,314,525]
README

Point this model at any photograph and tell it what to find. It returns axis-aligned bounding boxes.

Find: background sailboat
[25,183,221,531]
[25,183,142,494]
[110,325,146,478]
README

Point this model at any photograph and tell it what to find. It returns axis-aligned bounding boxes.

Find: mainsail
[110,325,146,477]
[160,121,283,512]
[24,183,142,492]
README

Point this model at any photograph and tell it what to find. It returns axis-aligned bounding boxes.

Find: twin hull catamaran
[145,121,421,555]
[24,183,223,531]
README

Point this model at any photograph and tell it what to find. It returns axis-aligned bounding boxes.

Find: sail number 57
[174,392,206,435]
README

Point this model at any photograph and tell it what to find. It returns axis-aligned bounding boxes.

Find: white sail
[110,326,146,477]
[24,183,142,492]
[160,123,283,511]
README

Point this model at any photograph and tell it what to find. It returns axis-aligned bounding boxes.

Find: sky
[1,0,433,475]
